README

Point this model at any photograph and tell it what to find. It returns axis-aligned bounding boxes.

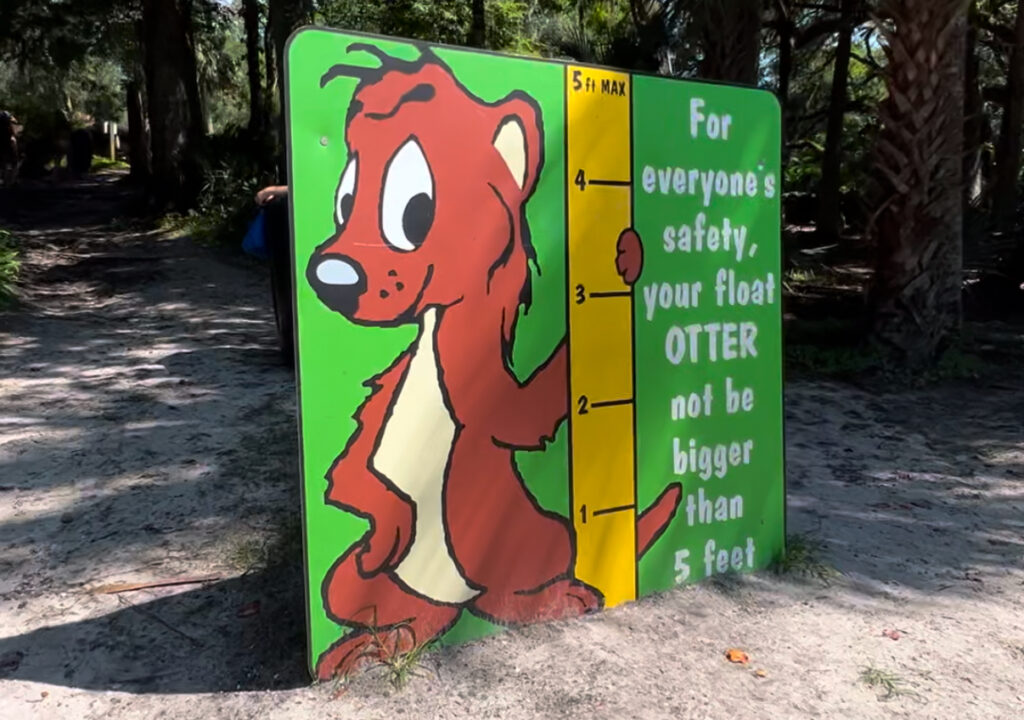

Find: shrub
[0,229,21,307]
[183,126,278,248]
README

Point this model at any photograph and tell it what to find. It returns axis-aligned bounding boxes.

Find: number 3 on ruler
[575,284,586,304]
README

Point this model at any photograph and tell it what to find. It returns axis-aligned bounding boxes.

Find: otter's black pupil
[402,193,434,248]
[340,193,354,222]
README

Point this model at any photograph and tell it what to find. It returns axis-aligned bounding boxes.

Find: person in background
[0,111,19,187]
[256,185,288,206]
[254,184,294,364]
[254,184,290,253]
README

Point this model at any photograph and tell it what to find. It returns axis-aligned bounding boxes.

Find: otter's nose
[307,254,366,316]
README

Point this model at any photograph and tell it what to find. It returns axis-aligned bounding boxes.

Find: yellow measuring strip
[565,65,636,608]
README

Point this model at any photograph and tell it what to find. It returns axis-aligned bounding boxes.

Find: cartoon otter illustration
[305,43,682,680]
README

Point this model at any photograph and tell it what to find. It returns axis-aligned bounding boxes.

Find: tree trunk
[264,0,276,109]
[141,0,206,210]
[818,0,857,240]
[963,2,985,209]
[181,0,205,144]
[869,0,969,366]
[992,0,1024,226]
[469,0,486,48]
[268,0,313,177]
[126,77,150,183]
[776,0,793,110]
[243,0,265,135]
[694,0,761,85]
[269,0,313,92]
[774,0,795,172]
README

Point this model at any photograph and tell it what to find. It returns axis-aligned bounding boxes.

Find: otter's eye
[380,138,434,252]
[334,155,357,227]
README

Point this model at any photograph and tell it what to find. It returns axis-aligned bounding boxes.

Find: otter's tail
[636,483,683,558]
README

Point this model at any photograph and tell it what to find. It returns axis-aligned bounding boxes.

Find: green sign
[285,27,784,681]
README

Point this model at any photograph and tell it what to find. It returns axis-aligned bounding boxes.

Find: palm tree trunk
[868,0,969,365]
[962,2,985,208]
[126,77,150,183]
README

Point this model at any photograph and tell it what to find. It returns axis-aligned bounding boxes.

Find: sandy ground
[1,175,1023,719]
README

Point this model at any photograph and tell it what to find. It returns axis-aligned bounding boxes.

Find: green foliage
[316,0,385,33]
[193,1,251,133]
[90,155,130,172]
[913,349,984,384]
[0,0,137,69]
[0,55,125,130]
[2,0,1022,368]
[317,0,472,46]
[786,344,884,378]
[313,0,639,60]
[785,313,880,378]
[178,127,277,247]
[787,336,985,385]
[0,229,21,307]
[487,0,534,54]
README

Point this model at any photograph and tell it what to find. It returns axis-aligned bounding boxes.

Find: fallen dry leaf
[236,601,261,618]
[725,648,750,664]
[754,669,767,678]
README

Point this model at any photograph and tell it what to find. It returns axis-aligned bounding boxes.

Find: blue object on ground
[242,210,270,260]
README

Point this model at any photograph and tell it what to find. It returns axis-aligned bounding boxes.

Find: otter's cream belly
[371,309,479,604]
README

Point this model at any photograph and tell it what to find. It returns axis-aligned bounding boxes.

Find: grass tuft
[90,155,130,172]
[772,534,840,583]
[360,613,437,692]
[859,666,916,701]
[227,537,269,573]
[326,608,438,695]
[372,626,435,691]
[785,267,826,285]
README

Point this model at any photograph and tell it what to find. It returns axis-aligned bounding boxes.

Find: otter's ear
[494,119,527,190]
[492,95,543,194]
